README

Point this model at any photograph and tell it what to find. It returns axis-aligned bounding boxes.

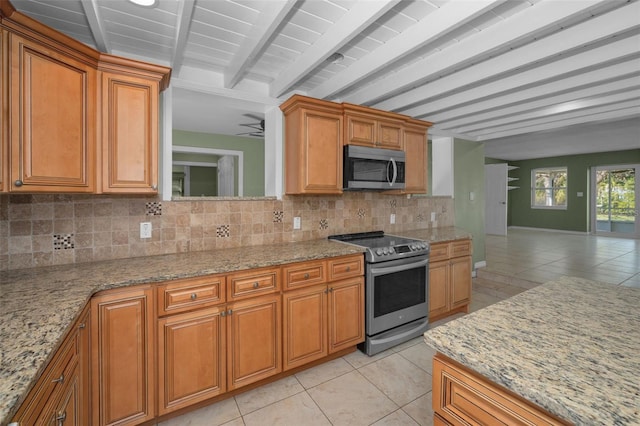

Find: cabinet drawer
[429,243,450,262]
[450,239,472,258]
[157,275,226,316]
[13,333,79,424]
[328,255,364,282]
[228,267,280,299]
[283,261,326,290]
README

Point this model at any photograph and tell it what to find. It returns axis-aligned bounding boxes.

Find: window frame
[531,167,568,210]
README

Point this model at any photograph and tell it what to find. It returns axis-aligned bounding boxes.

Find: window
[532,167,567,209]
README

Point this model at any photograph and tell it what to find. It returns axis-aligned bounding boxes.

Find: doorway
[591,165,639,237]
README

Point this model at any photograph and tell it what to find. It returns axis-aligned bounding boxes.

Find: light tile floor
[157,229,639,426]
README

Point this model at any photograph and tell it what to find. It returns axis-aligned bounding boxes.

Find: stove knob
[376,248,383,256]
[383,247,389,255]
[389,247,395,254]
[410,244,417,250]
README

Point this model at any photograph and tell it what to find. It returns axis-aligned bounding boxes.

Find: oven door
[366,255,429,336]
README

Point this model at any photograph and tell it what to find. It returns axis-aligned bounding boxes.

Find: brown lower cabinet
[432,354,569,426]
[429,239,472,321]
[12,305,90,426]
[12,254,364,425]
[91,287,155,426]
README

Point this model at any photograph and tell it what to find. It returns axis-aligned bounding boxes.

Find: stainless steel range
[328,231,430,355]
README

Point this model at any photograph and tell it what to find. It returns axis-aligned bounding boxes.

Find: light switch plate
[390,213,396,224]
[293,217,301,230]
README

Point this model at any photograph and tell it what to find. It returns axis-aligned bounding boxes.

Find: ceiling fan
[237,114,265,138]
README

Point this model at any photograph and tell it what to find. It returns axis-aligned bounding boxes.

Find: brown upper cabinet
[0,2,170,194]
[281,95,344,195]
[343,103,405,150]
[281,94,432,195]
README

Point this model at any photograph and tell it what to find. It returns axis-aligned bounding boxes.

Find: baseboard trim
[507,226,589,235]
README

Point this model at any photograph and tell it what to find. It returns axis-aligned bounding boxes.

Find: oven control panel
[372,242,429,259]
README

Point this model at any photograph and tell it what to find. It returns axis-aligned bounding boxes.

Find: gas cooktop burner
[329,231,429,263]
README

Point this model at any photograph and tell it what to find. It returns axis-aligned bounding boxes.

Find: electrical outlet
[390,213,396,224]
[431,212,436,222]
[293,217,301,230]
[140,222,152,239]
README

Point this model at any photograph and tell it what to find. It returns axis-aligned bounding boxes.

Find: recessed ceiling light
[128,0,158,7]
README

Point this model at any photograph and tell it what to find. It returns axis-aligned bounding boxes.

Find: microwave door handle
[390,158,398,186]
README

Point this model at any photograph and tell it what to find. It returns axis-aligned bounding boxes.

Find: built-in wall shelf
[507,165,519,191]
[507,186,520,191]
[508,165,519,171]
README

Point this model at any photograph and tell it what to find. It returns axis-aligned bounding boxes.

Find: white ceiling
[10,0,640,160]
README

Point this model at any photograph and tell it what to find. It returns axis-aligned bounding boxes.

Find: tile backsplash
[0,193,453,271]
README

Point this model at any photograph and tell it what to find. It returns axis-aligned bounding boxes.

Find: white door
[485,164,508,235]
[591,165,639,237]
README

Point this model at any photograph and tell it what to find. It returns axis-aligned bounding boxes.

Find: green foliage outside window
[532,168,567,208]
[596,169,636,223]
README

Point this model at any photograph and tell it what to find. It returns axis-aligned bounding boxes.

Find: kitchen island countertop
[424,275,640,425]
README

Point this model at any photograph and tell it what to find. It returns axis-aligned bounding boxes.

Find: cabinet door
[450,256,472,309]
[328,277,364,353]
[227,294,281,390]
[300,109,343,194]
[403,126,427,193]
[92,287,155,426]
[377,118,403,150]
[9,33,95,192]
[158,306,226,415]
[101,72,158,193]
[345,113,376,146]
[429,260,450,319]
[283,284,327,371]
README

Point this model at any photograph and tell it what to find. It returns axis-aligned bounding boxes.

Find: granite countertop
[424,276,640,425]
[394,226,472,244]
[0,239,363,424]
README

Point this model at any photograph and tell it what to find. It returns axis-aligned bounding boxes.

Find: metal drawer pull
[227,309,233,315]
[14,180,23,187]
[329,287,334,292]
[78,323,86,329]
[52,374,64,384]
[190,293,197,300]
[221,311,226,317]
[56,411,66,425]
[346,266,351,272]
[304,273,310,279]
[253,282,259,289]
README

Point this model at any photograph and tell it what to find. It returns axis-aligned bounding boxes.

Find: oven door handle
[369,257,429,275]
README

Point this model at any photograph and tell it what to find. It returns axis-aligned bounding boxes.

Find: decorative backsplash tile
[146,202,162,216]
[417,213,425,222]
[319,219,328,230]
[273,211,284,223]
[216,225,230,238]
[53,234,74,250]
[357,208,366,218]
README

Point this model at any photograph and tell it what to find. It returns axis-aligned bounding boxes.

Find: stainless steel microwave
[343,145,406,190]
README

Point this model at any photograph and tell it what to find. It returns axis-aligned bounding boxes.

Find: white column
[264,106,284,198]
[161,86,173,201]
[431,136,454,197]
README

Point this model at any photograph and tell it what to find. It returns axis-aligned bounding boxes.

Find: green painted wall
[508,149,640,232]
[454,139,485,267]
[173,129,265,196]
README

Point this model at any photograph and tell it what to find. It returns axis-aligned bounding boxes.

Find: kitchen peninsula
[424,276,640,425]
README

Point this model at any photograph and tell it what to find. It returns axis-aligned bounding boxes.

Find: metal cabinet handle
[78,323,86,329]
[304,273,310,279]
[227,309,233,315]
[190,293,197,300]
[14,180,23,187]
[346,266,351,272]
[221,311,226,317]
[52,374,64,384]
[253,282,259,289]
[151,184,158,190]
[328,287,333,292]
[324,289,328,294]
[56,411,67,425]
